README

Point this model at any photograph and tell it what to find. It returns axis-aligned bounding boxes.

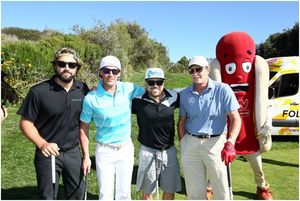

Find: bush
[1,41,48,102]
[1,35,101,103]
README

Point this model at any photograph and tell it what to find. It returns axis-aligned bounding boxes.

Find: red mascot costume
[210,32,273,200]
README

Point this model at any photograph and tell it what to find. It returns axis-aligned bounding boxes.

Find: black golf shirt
[132,89,179,150]
[17,75,89,149]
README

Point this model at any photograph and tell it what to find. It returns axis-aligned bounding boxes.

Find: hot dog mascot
[209,32,273,200]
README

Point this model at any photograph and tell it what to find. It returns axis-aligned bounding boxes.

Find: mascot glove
[221,141,236,166]
[257,123,272,144]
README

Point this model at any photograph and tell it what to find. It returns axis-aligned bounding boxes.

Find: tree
[256,22,299,58]
[2,27,43,41]
[72,20,171,77]
[169,56,189,73]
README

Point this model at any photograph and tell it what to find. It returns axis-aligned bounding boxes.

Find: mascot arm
[255,55,272,152]
[209,59,222,82]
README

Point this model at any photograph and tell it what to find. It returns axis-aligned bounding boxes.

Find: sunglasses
[101,67,121,75]
[147,80,164,86]
[56,61,78,69]
[188,67,204,74]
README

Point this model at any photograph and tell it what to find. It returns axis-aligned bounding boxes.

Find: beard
[55,69,76,83]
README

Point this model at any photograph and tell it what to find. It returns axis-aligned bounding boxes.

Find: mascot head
[216,32,256,93]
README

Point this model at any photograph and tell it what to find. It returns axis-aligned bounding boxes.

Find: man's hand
[40,142,60,157]
[82,157,91,176]
[221,141,236,166]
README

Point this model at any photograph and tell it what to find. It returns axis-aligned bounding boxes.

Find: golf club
[84,173,88,200]
[51,155,56,200]
[154,153,161,200]
[226,163,233,200]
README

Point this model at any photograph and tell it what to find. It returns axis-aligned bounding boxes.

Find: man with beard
[17,47,89,199]
[132,68,181,200]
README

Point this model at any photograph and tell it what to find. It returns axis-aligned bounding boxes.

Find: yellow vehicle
[268,56,299,136]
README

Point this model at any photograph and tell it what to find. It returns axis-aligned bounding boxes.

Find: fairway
[1,107,299,200]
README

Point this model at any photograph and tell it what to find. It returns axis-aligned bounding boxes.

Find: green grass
[1,72,299,200]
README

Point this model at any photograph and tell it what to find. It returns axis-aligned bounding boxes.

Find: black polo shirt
[132,89,179,150]
[17,75,89,149]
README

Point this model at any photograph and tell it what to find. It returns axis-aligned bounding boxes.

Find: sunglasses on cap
[147,80,164,86]
[188,67,204,74]
[101,67,120,75]
[56,61,78,69]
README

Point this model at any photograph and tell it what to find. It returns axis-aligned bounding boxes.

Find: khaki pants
[242,151,266,188]
[180,134,230,200]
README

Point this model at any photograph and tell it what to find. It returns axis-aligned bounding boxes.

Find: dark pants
[34,146,84,200]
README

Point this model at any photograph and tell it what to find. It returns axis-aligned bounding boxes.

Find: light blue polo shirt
[179,78,239,135]
[80,81,145,144]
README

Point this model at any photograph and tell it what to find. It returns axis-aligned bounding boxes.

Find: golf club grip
[226,164,232,187]
[227,163,233,200]
[51,155,55,183]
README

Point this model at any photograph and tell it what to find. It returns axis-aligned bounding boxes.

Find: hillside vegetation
[1,22,298,104]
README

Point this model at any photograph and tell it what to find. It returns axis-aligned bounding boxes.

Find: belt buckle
[204,134,210,139]
[114,145,122,151]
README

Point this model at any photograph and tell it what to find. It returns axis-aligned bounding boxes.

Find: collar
[96,80,122,96]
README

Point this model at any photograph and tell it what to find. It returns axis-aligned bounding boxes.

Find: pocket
[179,134,187,153]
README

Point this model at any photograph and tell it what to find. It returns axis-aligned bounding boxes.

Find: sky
[1,0,299,63]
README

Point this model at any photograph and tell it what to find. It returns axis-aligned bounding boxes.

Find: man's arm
[177,116,187,141]
[227,110,241,143]
[80,121,91,176]
[19,117,59,157]
[221,109,241,166]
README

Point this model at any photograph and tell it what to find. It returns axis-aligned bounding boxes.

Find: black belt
[187,132,220,139]
[142,144,172,151]
[60,143,79,152]
[157,145,171,151]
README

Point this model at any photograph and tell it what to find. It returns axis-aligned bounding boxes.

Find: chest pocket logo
[188,97,196,106]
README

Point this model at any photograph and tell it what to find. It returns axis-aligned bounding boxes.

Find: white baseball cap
[145,68,165,80]
[99,55,121,70]
[189,56,209,68]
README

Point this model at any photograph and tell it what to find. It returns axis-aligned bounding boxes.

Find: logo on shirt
[238,98,250,117]
[72,98,82,102]
[188,97,196,105]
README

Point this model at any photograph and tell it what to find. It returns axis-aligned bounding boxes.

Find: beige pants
[241,151,266,188]
[180,134,230,200]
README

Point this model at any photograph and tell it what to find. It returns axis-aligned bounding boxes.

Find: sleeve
[179,92,187,117]
[222,84,240,113]
[132,98,137,114]
[175,92,180,109]
[83,82,90,95]
[16,88,40,122]
[80,96,94,123]
[130,83,145,99]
